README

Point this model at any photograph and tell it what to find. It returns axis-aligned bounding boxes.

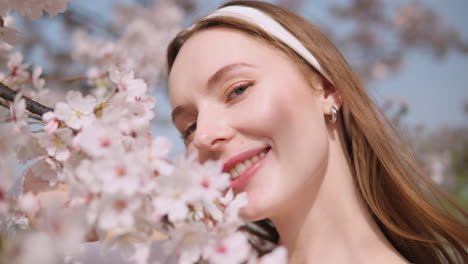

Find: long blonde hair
[167,1,468,263]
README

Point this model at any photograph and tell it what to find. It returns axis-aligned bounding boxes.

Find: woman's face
[168,27,331,221]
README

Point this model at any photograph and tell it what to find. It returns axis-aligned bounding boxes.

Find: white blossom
[38,127,73,161]
[1,52,29,84]
[167,222,210,264]
[54,90,97,130]
[0,1,288,262]
[98,195,141,234]
[258,246,288,264]
[152,155,200,222]
[99,154,144,196]
[78,122,122,157]
[109,67,148,101]
[205,232,251,264]
[32,66,45,90]
[17,192,40,216]
[192,160,230,203]
[29,157,59,184]
[221,189,249,225]
[129,243,151,264]
[9,93,28,132]
[42,111,59,134]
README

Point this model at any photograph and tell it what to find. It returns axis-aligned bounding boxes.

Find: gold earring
[328,106,338,124]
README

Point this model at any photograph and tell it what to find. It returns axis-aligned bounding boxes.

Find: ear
[319,78,343,115]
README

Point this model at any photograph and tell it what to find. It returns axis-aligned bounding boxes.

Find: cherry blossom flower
[257,246,288,264]
[220,189,249,225]
[148,137,174,177]
[152,196,190,223]
[99,155,145,196]
[152,155,201,222]
[166,222,210,264]
[29,157,59,184]
[54,90,97,130]
[205,232,251,264]
[38,127,73,161]
[78,122,122,157]
[109,67,148,101]
[17,192,40,217]
[129,243,150,264]
[74,1,183,88]
[32,66,45,91]
[98,195,142,234]
[150,136,171,159]
[9,93,28,132]
[42,111,59,134]
[75,159,102,194]
[0,52,29,84]
[192,160,230,203]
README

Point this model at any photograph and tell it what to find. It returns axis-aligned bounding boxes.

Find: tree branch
[0,82,54,117]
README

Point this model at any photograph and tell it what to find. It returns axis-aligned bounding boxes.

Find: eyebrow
[171,62,255,123]
[206,62,254,89]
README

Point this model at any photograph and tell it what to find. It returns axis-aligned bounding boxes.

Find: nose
[192,109,234,161]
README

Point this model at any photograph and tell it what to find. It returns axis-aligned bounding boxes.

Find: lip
[223,146,270,173]
[223,146,271,191]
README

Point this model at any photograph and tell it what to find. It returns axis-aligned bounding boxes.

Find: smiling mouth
[223,146,271,180]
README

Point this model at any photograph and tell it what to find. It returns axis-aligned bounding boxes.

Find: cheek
[260,87,329,176]
[248,86,327,146]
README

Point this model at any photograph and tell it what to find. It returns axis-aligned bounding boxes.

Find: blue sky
[372,0,468,129]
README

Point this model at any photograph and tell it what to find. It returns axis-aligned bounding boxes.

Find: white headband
[191,5,351,133]
[205,5,334,84]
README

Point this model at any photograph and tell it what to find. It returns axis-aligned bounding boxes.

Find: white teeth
[230,168,239,178]
[235,163,247,175]
[229,150,269,180]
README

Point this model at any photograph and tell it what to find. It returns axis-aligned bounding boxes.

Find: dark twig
[0,99,9,110]
[0,82,54,117]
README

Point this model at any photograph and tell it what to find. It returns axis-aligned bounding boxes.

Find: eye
[226,81,253,101]
[182,121,197,141]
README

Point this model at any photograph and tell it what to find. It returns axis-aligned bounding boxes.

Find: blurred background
[5,0,467,207]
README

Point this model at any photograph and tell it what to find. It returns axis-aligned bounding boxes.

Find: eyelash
[224,81,254,102]
[181,81,254,141]
[182,122,196,141]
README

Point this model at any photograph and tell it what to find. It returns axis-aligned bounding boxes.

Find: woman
[166,1,467,263]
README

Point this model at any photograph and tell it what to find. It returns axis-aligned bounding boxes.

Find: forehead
[168,27,281,105]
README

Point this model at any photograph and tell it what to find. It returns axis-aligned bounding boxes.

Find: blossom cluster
[0,0,75,18]
[0,55,286,264]
[73,1,182,88]
[0,1,286,263]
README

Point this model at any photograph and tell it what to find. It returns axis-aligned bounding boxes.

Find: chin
[240,206,265,222]
[239,193,274,222]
